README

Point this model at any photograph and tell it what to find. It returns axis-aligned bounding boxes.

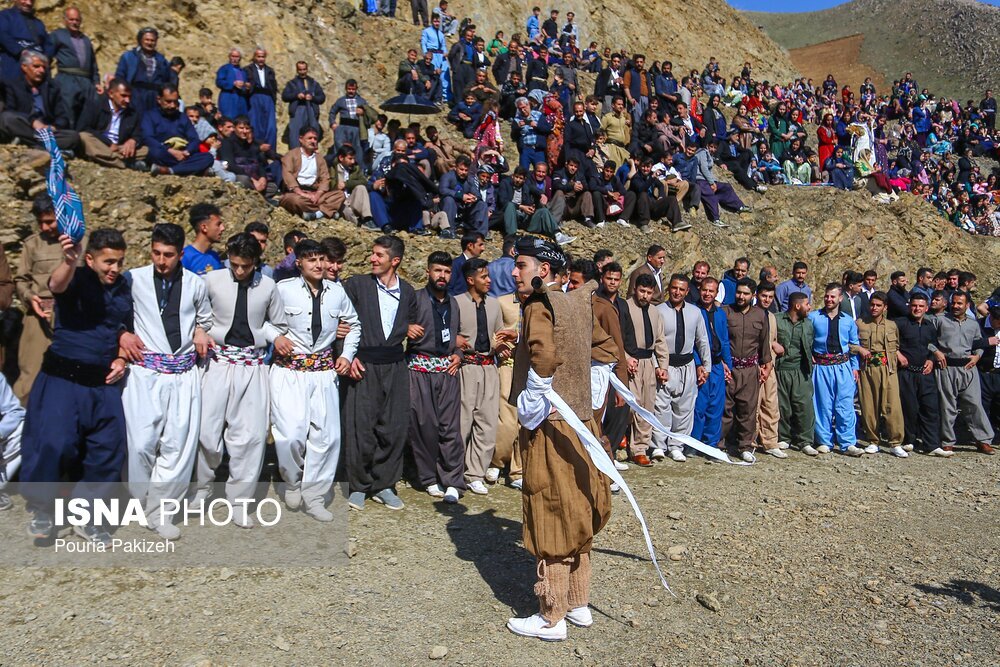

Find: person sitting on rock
[0,51,78,152]
[77,78,147,170]
[219,116,270,193]
[141,83,214,176]
[447,91,483,139]
[330,145,374,228]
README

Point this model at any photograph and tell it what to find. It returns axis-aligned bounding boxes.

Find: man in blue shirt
[421,15,451,103]
[775,261,812,312]
[20,228,133,545]
[180,203,226,275]
[487,235,517,297]
[691,276,731,449]
[141,83,214,176]
[808,283,865,456]
[447,230,485,296]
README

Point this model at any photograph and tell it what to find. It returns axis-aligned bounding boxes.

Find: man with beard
[279,127,346,221]
[624,273,669,465]
[855,292,906,457]
[753,281,787,458]
[281,61,326,149]
[244,47,278,149]
[77,78,147,170]
[141,84,214,176]
[893,293,942,455]
[692,277,732,450]
[774,291,816,455]
[329,79,369,167]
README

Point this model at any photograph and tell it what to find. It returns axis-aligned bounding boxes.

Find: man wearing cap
[507,236,618,641]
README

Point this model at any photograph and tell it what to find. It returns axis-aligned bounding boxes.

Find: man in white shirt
[119,223,212,539]
[272,240,361,521]
[279,127,346,220]
[195,232,289,528]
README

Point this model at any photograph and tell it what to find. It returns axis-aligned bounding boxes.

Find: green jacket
[775,311,814,374]
[331,163,368,192]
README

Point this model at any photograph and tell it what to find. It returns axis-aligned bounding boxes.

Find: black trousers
[717,149,757,191]
[634,192,681,226]
[343,360,409,494]
[898,368,940,451]
[408,369,466,489]
[0,111,79,151]
[980,370,1000,445]
[602,387,631,453]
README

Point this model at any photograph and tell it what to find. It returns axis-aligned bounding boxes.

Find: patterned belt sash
[274,349,337,372]
[867,351,889,367]
[408,353,452,373]
[813,352,851,366]
[731,353,760,369]
[211,344,267,366]
[135,351,197,374]
[461,352,495,366]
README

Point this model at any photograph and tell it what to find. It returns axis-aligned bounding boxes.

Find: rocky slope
[3,145,998,294]
[745,0,1000,101]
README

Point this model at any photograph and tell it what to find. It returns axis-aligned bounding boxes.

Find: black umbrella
[380,93,440,115]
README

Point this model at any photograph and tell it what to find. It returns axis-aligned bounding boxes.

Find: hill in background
[745,0,999,101]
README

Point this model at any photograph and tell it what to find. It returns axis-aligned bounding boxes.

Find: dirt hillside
[788,34,887,93]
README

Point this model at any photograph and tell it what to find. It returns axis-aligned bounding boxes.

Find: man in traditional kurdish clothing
[329,79,368,167]
[281,61,326,149]
[506,236,617,641]
[774,292,816,454]
[855,292,907,457]
[624,273,669,466]
[272,240,360,521]
[243,47,278,149]
[753,282,787,458]
[692,277,732,450]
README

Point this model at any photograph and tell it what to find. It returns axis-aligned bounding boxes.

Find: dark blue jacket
[140,108,200,164]
[719,269,738,306]
[694,303,733,368]
[0,7,52,81]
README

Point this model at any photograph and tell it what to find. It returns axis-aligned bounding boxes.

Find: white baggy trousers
[269,365,341,507]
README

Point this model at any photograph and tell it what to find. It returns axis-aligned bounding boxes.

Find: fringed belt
[211,344,267,366]
[461,352,495,366]
[408,353,452,373]
[867,351,889,367]
[274,349,337,372]
[135,351,197,374]
[813,352,850,366]
[731,353,759,369]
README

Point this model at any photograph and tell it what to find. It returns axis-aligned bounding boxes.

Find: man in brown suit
[624,273,670,465]
[425,124,472,177]
[754,281,787,458]
[625,244,665,305]
[721,277,772,462]
[855,292,905,456]
[507,236,617,641]
[278,126,345,220]
[13,196,66,402]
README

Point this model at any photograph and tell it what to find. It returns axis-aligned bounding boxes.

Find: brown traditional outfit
[754,309,781,451]
[624,296,670,457]
[491,292,522,480]
[721,304,771,453]
[856,314,904,445]
[278,147,345,218]
[13,233,64,401]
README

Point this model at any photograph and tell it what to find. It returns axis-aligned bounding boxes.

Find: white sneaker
[305,504,335,522]
[615,218,630,226]
[232,505,254,529]
[801,445,819,456]
[902,444,914,452]
[443,487,460,503]
[284,487,301,510]
[506,614,567,641]
[555,232,576,245]
[777,440,791,450]
[613,460,629,471]
[468,480,489,495]
[510,478,523,490]
[845,445,864,457]
[595,221,606,229]
[669,449,687,462]
[485,467,501,484]
[650,448,666,461]
[756,185,768,193]
[764,447,788,459]
[191,488,211,504]
[890,446,909,458]
[863,444,880,454]
[816,445,831,454]
[740,451,756,463]
[565,606,593,628]
[151,521,181,540]
[426,484,445,498]
[928,447,954,458]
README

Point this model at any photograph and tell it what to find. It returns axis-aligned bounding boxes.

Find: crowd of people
[2,1,998,246]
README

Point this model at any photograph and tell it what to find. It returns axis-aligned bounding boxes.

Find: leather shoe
[942,445,955,452]
[977,442,995,455]
[633,454,652,467]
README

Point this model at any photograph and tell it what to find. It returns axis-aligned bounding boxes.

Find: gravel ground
[1,447,998,666]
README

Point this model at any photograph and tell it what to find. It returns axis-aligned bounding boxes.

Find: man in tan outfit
[855,292,906,457]
[507,236,617,641]
[624,272,670,465]
[754,282,787,458]
[279,127,345,220]
[13,197,66,402]
[455,258,510,495]
[488,289,523,486]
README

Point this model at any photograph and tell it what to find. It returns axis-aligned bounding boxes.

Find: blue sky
[728,0,1000,11]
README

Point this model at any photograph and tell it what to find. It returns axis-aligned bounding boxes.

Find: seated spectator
[593,159,636,226]
[580,42,601,73]
[563,99,598,163]
[402,127,434,176]
[0,51,78,151]
[397,48,430,96]
[494,166,558,237]
[331,145,374,227]
[627,158,685,231]
[712,135,766,192]
[755,148,785,185]
[219,116,269,192]
[447,91,483,139]
[527,160,574,244]
[511,95,552,168]
[424,124,472,177]
[368,114,392,168]
[683,141,750,227]
[651,150,694,208]
[782,137,813,185]
[825,146,855,191]
[498,70,527,120]
[77,78,147,170]
[463,68,499,105]
[440,155,488,236]
[141,83,214,176]
[279,126,344,220]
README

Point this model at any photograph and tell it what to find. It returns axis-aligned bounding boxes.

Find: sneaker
[863,444,880,454]
[565,605,593,628]
[777,440,791,450]
[890,446,909,458]
[609,482,620,494]
[362,219,382,232]
[555,232,576,245]
[373,488,405,510]
[902,444,914,452]
[928,447,954,458]
[468,480,489,495]
[27,513,54,539]
[510,478,523,490]
[284,487,302,510]
[844,445,864,457]
[613,460,629,471]
[232,505,255,529]
[74,524,113,546]
[305,504,335,522]
[740,451,756,463]
[671,222,692,232]
[595,221,606,229]
[0,492,11,511]
[426,484,445,498]
[348,491,366,510]
[801,445,819,456]
[191,487,211,504]
[151,521,181,540]
[439,229,456,239]
[669,449,687,462]
[485,467,501,484]
[709,218,729,228]
[737,206,752,213]
[756,185,768,193]
[615,218,630,226]
[815,445,831,454]
[582,217,595,228]
[443,487,459,503]
[650,448,666,461]
[506,614,567,641]
[764,447,788,459]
